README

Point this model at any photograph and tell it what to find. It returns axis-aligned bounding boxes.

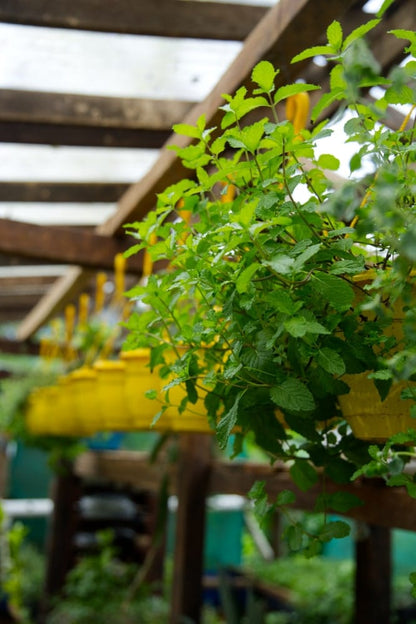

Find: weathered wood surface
[17,0,357,340]
[0,182,129,203]
[0,218,142,272]
[170,435,212,624]
[74,451,416,532]
[354,525,392,624]
[0,90,194,147]
[0,0,267,41]
[0,121,171,148]
[0,90,194,130]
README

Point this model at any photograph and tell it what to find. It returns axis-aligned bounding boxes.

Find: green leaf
[236,263,261,294]
[274,83,319,105]
[311,90,343,122]
[172,122,201,139]
[276,490,296,506]
[290,460,318,492]
[271,378,315,412]
[285,316,329,338]
[342,19,381,50]
[291,45,336,64]
[377,0,395,16]
[285,524,304,551]
[312,273,354,311]
[319,520,350,542]
[266,254,295,275]
[316,348,346,376]
[251,60,277,93]
[326,21,343,51]
[317,154,340,171]
[216,392,242,449]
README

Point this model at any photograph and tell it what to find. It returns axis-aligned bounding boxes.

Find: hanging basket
[93,359,131,431]
[120,348,171,431]
[338,373,416,441]
[69,367,101,435]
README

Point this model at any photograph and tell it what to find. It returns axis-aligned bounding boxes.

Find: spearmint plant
[124,16,416,553]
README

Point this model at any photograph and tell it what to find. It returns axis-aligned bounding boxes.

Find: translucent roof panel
[0,24,243,100]
[0,145,159,182]
[0,203,117,226]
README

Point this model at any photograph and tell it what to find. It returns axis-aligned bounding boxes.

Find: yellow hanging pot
[69,367,100,435]
[26,387,55,435]
[120,348,171,431]
[93,359,130,431]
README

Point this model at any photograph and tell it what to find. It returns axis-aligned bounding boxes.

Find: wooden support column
[170,434,212,624]
[43,464,81,600]
[354,523,392,624]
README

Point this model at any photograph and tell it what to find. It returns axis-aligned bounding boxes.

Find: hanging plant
[123,17,416,551]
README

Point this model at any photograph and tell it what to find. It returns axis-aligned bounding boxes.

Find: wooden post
[354,523,392,624]
[43,463,81,600]
[170,434,212,624]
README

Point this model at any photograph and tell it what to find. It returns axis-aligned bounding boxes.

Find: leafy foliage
[124,20,416,540]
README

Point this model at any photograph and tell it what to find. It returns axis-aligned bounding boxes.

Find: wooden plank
[0,90,194,146]
[170,435,212,624]
[0,121,171,148]
[0,218,142,272]
[0,182,129,203]
[0,336,40,356]
[0,90,194,131]
[74,451,416,532]
[0,0,267,41]
[354,525,392,624]
[16,0,358,340]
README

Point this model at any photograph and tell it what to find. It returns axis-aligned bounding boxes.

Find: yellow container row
[25,349,213,436]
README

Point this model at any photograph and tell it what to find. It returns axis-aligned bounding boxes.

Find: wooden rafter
[0,218,142,273]
[0,122,170,148]
[16,0,362,340]
[0,90,195,147]
[0,0,267,41]
[0,182,129,203]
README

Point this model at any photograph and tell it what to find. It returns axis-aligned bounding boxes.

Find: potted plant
[123,18,416,527]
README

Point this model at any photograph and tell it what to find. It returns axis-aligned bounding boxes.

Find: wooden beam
[73,451,416,532]
[0,122,171,148]
[0,218,142,272]
[0,90,194,131]
[0,182,129,203]
[0,90,194,147]
[0,0,267,41]
[0,336,40,356]
[16,0,359,340]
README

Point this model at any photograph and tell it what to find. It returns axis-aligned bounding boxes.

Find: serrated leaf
[216,392,242,449]
[327,21,343,50]
[285,316,329,338]
[311,90,343,122]
[316,348,345,376]
[274,82,319,105]
[251,60,276,93]
[172,122,201,139]
[291,45,336,64]
[312,273,354,311]
[236,263,260,294]
[271,378,315,412]
[290,460,318,492]
[343,19,381,50]
[266,254,295,275]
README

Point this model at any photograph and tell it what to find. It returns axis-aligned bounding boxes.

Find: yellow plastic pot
[26,387,55,435]
[338,373,416,441]
[93,359,130,431]
[120,349,171,431]
[69,367,101,435]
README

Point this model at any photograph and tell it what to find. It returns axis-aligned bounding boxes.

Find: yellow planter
[69,367,101,435]
[120,348,171,431]
[93,359,130,431]
[338,373,416,441]
[26,387,56,435]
